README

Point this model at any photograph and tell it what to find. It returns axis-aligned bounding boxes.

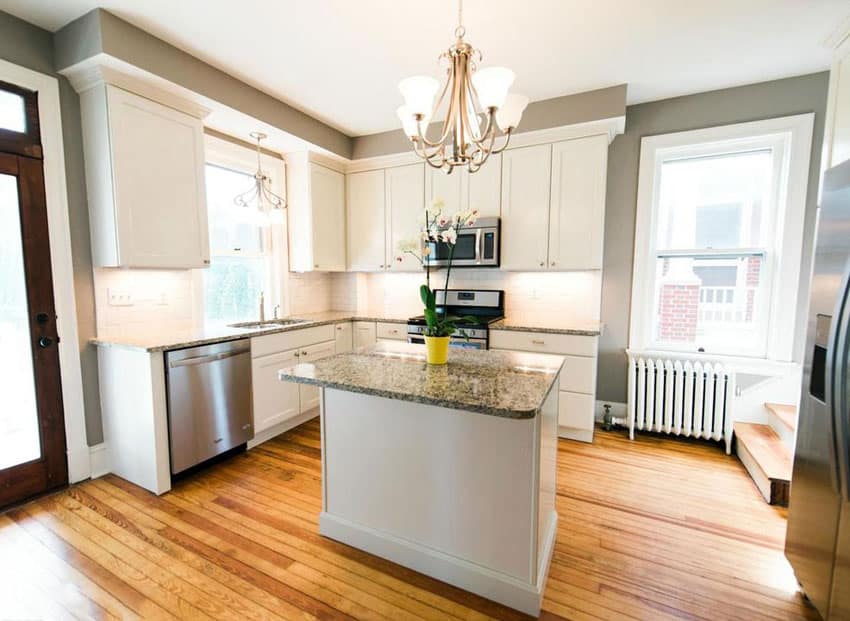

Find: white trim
[629,114,814,362]
[345,115,626,173]
[88,443,110,479]
[319,511,556,617]
[0,59,90,483]
[246,409,318,449]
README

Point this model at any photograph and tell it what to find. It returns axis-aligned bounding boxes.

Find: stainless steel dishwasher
[165,339,253,475]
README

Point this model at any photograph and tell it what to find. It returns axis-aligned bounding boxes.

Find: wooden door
[548,135,608,270]
[386,163,425,272]
[346,169,386,271]
[310,164,346,271]
[0,81,67,506]
[500,144,552,270]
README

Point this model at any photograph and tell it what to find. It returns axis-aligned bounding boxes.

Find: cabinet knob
[302,350,308,356]
[539,261,545,267]
[550,261,556,266]
[294,351,301,358]
[336,326,343,331]
[314,264,319,268]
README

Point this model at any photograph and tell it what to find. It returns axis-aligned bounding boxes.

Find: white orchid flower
[422,246,432,256]
[430,198,445,211]
[441,227,458,244]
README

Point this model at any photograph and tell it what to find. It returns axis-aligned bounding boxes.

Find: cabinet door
[353,321,377,348]
[298,340,337,412]
[310,164,346,271]
[386,163,425,272]
[829,52,850,168]
[558,391,595,433]
[107,85,209,268]
[500,144,552,270]
[425,165,464,214]
[252,349,301,433]
[467,155,502,217]
[347,169,386,271]
[334,322,353,353]
[548,135,608,270]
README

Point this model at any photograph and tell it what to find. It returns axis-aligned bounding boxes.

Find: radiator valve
[603,404,614,431]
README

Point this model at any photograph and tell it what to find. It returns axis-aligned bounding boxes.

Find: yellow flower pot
[424,336,450,365]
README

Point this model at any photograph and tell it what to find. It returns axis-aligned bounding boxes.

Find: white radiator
[627,355,736,454]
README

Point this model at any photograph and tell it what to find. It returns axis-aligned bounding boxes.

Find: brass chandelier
[397,0,528,174]
[234,131,286,214]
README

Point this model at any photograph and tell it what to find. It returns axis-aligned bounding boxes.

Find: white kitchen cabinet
[823,28,850,171]
[79,83,209,268]
[288,154,346,272]
[353,321,377,348]
[347,169,386,271]
[548,135,608,270]
[424,158,501,217]
[376,322,406,341]
[490,329,599,442]
[500,144,552,270]
[386,164,425,272]
[297,340,337,412]
[252,349,301,434]
[334,322,353,353]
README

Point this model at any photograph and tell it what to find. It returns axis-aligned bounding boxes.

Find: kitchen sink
[230,319,310,330]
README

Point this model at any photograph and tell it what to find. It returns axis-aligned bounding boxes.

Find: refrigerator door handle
[828,257,850,501]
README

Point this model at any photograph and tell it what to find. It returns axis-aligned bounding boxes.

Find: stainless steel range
[407,289,504,350]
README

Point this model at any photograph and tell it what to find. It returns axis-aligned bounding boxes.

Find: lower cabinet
[353,321,377,348]
[334,322,353,353]
[376,321,406,341]
[251,325,336,439]
[490,329,598,442]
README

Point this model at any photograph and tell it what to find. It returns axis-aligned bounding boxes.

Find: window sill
[625,348,800,376]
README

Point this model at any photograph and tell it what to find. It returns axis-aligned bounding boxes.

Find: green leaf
[424,308,438,328]
[420,284,432,309]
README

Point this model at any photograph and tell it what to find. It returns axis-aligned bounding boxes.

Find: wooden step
[734,422,792,506]
[765,402,797,431]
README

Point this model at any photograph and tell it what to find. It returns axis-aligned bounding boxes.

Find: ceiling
[3,0,848,136]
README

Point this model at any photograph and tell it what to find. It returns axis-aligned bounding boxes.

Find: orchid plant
[397,200,479,338]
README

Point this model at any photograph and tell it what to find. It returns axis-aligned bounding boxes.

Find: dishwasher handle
[169,348,247,368]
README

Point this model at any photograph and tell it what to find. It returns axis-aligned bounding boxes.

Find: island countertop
[278,341,564,419]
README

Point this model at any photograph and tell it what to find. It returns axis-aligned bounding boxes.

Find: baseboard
[319,511,555,616]
[595,400,627,422]
[558,426,594,443]
[247,408,319,449]
[89,443,111,479]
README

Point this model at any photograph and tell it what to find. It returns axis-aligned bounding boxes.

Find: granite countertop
[90,311,409,353]
[278,341,564,419]
[492,318,603,336]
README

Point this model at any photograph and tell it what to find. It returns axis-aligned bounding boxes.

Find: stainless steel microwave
[424,217,500,268]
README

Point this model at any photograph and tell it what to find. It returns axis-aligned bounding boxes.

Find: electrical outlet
[107,288,134,307]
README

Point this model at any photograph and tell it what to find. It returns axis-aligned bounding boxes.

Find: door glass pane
[0,173,40,468]
[0,91,26,133]
[656,150,773,250]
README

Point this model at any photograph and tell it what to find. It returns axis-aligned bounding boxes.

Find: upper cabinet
[424,157,501,217]
[501,144,553,270]
[386,163,425,271]
[548,135,608,270]
[287,154,346,272]
[347,169,386,271]
[79,83,209,268]
[501,135,608,271]
[823,28,850,171]
[346,163,425,272]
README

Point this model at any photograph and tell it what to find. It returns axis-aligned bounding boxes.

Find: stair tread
[734,422,792,482]
[765,402,797,431]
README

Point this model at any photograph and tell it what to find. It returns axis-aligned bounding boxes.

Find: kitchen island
[279,341,562,615]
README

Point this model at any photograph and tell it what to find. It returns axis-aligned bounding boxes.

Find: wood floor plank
[0,420,820,621]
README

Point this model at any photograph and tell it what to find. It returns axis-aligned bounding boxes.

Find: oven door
[425,225,499,267]
[407,334,488,350]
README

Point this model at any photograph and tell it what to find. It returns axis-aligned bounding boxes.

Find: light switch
[107,288,134,306]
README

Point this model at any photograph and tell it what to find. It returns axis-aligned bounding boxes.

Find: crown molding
[823,13,850,53]
[59,53,211,119]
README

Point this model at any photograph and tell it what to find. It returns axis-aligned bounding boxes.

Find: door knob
[38,336,54,348]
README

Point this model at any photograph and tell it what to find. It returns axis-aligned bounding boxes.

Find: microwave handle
[475,229,482,265]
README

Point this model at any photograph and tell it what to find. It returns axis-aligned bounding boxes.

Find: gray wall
[0,10,103,443]
[597,72,829,403]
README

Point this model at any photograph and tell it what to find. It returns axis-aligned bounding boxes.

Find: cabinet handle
[550,261,556,267]
[336,325,343,331]
[532,339,545,345]
[314,264,319,269]
[302,350,308,356]
[539,261,544,267]
[294,351,301,358]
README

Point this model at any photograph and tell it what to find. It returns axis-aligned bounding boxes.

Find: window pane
[205,164,265,254]
[653,255,766,355]
[0,174,41,468]
[656,150,773,250]
[0,90,26,133]
[203,255,267,324]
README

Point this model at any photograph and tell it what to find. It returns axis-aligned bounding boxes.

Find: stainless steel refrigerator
[786,158,850,620]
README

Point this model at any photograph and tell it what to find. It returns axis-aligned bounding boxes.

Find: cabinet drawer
[558,391,595,431]
[559,355,596,395]
[376,322,406,340]
[489,330,597,356]
[251,324,335,358]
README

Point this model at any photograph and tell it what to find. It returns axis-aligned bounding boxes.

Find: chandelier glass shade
[397,1,528,174]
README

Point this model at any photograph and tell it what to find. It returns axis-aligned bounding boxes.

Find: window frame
[194,134,289,324]
[629,114,814,362]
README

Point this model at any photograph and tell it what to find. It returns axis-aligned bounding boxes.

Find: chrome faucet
[258,291,265,322]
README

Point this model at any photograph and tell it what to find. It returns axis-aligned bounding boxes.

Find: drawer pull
[294,351,301,358]
[532,339,545,345]
[302,350,309,356]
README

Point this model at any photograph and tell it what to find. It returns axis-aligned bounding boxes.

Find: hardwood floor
[0,420,820,620]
